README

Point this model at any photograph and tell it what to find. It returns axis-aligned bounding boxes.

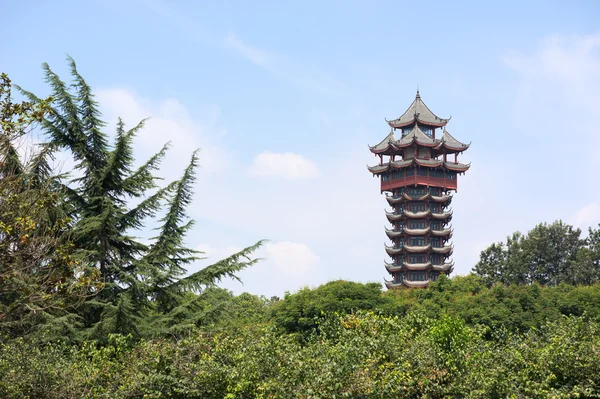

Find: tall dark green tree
[474,221,597,287]
[1,72,101,338]
[18,58,263,339]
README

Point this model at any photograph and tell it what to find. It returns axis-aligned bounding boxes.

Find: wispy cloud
[247,151,320,180]
[226,32,271,69]
[223,30,347,96]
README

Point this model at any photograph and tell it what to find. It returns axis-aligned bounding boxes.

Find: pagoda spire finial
[416,85,420,98]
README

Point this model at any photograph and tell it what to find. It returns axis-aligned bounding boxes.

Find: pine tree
[17,58,264,340]
[1,72,100,338]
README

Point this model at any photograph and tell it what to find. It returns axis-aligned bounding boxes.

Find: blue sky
[3,0,600,297]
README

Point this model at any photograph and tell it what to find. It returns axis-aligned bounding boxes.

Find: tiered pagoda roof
[385,90,449,128]
[367,90,470,289]
[368,127,470,156]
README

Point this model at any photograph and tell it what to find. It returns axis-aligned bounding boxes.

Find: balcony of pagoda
[385,279,431,289]
[381,175,457,192]
[385,210,452,223]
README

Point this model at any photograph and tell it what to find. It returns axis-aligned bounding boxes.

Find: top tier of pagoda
[369,91,470,157]
[385,90,449,128]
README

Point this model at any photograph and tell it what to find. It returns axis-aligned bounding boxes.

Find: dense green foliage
[1,311,599,398]
[474,220,600,286]
[1,72,101,337]
[3,62,600,397]
[1,63,263,340]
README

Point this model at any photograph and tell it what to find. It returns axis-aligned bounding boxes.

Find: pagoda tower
[368,91,470,288]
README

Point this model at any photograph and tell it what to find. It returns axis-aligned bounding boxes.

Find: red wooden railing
[381,175,457,191]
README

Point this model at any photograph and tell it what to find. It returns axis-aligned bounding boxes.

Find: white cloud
[247,151,320,179]
[572,203,600,231]
[264,241,320,276]
[504,33,600,116]
[95,88,230,181]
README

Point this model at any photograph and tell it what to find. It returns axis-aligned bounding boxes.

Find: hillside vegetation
[2,63,600,398]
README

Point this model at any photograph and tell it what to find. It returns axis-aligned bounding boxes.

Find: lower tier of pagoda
[385,227,452,238]
[385,244,453,255]
[384,261,454,273]
[385,210,452,222]
[385,279,431,289]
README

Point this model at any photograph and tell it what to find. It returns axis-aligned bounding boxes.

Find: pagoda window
[396,255,404,264]
[394,272,405,283]
[412,203,425,212]
[408,187,425,196]
[430,221,440,230]
[430,254,441,264]
[391,169,404,179]
[417,167,428,176]
[430,204,440,213]
[410,220,425,229]
[445,171,457,180]
[429,187,441,195]
[421,127,432,137]
[406,167,415,176]
[402,127,412,137]
[430,237,441,248]
[409,255,426,263]
[430,272,439,281]
[396,238,406,247]
[410,237,425,246]
[410,271,426,281]
[430,169,444,179]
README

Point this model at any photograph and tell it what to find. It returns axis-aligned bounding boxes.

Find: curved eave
[385,228,403,239]
[385,263,404,273]
[443,161,471,172]
[431,246,453,254]
[388,117,448,129]
[431,195,452,203]
[414,139,439,147]
[386,210,431,221]
[385,212,405,222]
[403,227,431,235]
[391,159,414,169]
[404,244,431,253]
[386,94,449,129]
[404,210,431,218]
[432,262,454,272]
[434,143,471,153]
[369,145,395,155]
[403,279,431,288]
[385,245,404,255]
[385,280,404,289]
[402,192,431,201]
[367,163,390,174]
[403,261,432,271]
[431,212,452,220]
[384,261,434,272]
[386,195,403,205]
[437,130,470,152]
[430,228,453,237]
[415,158,443,167]
[393,139,416,149]
[369,131,396,154]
